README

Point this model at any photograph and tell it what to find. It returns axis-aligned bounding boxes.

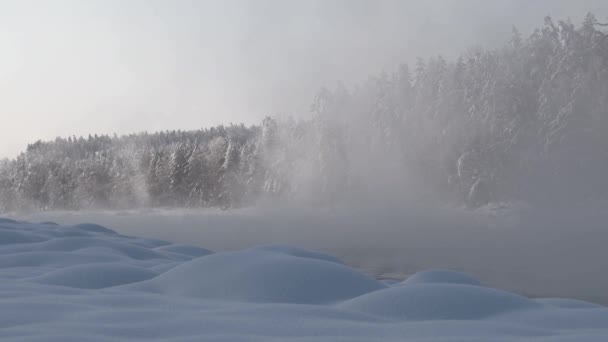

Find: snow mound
[10,237,167,260]
[0,217,607,341]
[0,229,46,245]
[155,244,213,257]
[536,298,605,309]
[130,247,385,303]
[71,223,118,235]
[339,283,541,320]
[401,269,483,286]
[0,218,19,224]
[33,263,158,289]
[251,245,345,264]
[0,251,125,268]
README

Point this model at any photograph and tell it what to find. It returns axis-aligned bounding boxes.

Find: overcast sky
[1,0,607,158]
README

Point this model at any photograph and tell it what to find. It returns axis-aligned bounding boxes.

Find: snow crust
[1,218,607,341]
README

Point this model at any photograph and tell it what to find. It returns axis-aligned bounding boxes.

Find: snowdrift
[339,283,540,320]
[0,218,607,341]
[128,246,385,303]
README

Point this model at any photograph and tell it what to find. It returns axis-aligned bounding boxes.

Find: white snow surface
[0,217,607,341]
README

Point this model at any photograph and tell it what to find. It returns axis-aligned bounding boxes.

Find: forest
[2,14,608,212]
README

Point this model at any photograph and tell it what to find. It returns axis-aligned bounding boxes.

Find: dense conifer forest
[2,14,608,211]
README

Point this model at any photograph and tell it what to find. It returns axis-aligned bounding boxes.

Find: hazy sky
[1,0,607,158]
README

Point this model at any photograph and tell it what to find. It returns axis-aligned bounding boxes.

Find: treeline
[0,125,260,210]
[305,13,608,207]
[1,14,608,211]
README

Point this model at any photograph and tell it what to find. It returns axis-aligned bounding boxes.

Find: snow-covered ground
[14,204,608,305]
[1,217,607,341]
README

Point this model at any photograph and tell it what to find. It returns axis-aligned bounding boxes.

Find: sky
[1,0,607,158]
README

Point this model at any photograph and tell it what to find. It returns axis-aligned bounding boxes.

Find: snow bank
[339,283,540,320]
[0,218,607,341]
[129,246,384,303]
[33,263,158,289]
[19,205,608,306]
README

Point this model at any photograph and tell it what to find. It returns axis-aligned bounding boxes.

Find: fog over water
[3,0,608,306]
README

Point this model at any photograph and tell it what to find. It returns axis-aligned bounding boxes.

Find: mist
[2,0,607,158]
[2,0,608,310]
[4,3,608,340]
